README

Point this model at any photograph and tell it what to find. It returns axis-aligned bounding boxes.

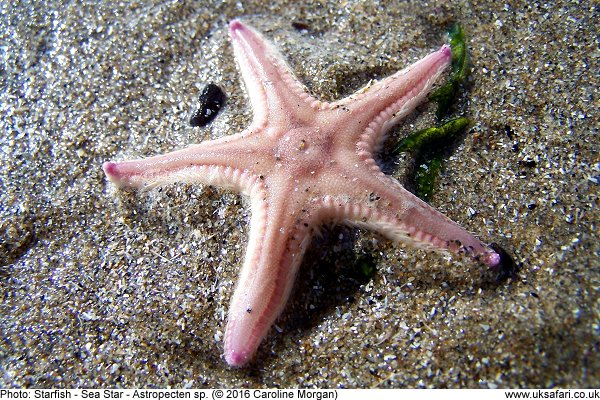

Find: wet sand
[1,0,597,388]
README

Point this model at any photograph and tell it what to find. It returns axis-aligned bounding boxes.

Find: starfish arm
[223,194,311,367]
[325,174,500,267]
[102,131,262,191]
[342,45,452,153]
[229,20,323,130]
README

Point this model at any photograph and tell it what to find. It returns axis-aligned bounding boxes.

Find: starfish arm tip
[482,251,502,268]
[102,160,114,171]
[229,19,245,34]
[102,161,119,181]
[441,44,452,57]
[225,348,251,367]
[103,160,138,187]
[487,243,517,280]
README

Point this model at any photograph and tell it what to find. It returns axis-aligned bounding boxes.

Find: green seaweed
[393,116,470,154]
[393,117,471,201]
[392,23,471,201]
[430,23,469,118]
[414,156,443,203]
[354,254,377,280]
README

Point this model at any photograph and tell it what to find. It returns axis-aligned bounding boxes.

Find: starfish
[103,19,501,367]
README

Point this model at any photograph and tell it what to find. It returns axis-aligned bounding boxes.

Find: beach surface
[1,0,598,388]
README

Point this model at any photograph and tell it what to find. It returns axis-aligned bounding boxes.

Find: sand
[1,0,598,388]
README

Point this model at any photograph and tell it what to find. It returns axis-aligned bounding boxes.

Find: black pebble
[190,83,226,127]
[519,158,537,168]
[504,124,515,139]
[292,21,310,31]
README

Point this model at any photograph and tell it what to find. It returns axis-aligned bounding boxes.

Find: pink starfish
[103,19,501,367]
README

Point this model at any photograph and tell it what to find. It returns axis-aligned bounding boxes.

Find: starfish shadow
[244,229,515,371]
[288,225,374,321]
[245,224,379,367]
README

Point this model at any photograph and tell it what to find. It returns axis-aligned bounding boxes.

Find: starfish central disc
[274,127,331,173]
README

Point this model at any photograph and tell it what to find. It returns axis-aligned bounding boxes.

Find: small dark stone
[527,203,537,210]
[504,124,515,139]
[519,158,537,168]
[291,21,310,31]
[189,83,226,127]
